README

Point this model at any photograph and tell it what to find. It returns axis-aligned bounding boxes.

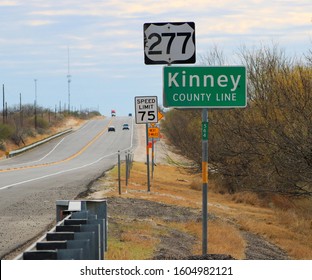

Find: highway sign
[158,111,164,121]
[163,66,247,108]
[148,127,160,138]
[144,22,196,65]
[135,96,158,124]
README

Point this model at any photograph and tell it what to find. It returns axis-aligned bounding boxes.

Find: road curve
[0,116,135,259]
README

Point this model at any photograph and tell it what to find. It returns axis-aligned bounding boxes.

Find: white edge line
[0,118,135,191]
[0,151,118,191]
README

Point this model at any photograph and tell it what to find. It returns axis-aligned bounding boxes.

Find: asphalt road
[0,116,135,259]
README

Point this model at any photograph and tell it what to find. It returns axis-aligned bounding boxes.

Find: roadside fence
[15,199,107,260]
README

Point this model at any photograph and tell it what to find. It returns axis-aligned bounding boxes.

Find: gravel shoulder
[241,231,288,260]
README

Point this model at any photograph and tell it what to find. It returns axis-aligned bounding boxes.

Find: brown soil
[102,194,289,260]
[95,124,290,260]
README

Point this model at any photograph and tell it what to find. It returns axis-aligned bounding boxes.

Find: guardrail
[15,199,107,260]
[8,129,73,158]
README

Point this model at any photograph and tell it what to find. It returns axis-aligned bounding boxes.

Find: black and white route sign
[135,96,158,124]
[143,22,196,65]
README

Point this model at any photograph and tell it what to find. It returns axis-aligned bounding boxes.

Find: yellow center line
[0,120,113,173]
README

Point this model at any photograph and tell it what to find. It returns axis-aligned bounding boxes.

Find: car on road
[108,126,115,132]
[122,123,130,130]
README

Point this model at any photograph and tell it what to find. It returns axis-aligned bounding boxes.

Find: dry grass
[89,163,252,259]
[106,220,159,260]
[0,117,87,159]
[95,161,312,260]
[208,190,312,260]
[207,219,246,259]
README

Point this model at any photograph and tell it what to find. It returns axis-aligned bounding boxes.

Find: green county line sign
[163,66,247,108]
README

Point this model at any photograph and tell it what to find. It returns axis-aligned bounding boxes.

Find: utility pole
[2,84,5,124]
[20,93,23,127]
[5,102,8,123]
[34,79,37,129]
[67,46,71,113]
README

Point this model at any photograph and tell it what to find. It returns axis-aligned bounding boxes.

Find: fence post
[125,151,128,187]
[118,150,121,195]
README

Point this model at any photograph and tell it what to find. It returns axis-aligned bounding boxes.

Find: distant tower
[67,46,71,113]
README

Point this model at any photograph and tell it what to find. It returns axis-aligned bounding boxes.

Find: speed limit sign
[135,96,158,124]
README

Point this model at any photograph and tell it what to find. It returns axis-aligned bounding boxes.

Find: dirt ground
[88,124,289,260]
[105,197,288,260]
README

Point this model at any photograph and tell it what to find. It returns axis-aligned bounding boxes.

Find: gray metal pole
[125,151,128,186]
[118,151,121,195]
[146,123,150,192]
[202,108,208,255]
[151,139,154,179]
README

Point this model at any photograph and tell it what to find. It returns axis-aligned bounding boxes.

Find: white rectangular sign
[135,96,158,124]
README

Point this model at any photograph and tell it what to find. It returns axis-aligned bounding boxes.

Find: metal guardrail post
[17,199,107,260]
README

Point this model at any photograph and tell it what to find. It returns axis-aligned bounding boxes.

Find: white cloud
[0,1,19,6]
[25,20,56,26]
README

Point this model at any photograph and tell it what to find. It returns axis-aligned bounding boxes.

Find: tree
[162,109,202,169]
[209,46,312,196]
[162,44,312,197]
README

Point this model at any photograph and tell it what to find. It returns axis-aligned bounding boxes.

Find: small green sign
[163,66,247,108]
[202,122,208,140]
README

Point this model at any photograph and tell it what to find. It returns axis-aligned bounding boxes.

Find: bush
[0,140,6,151]
[162,45,312,197]
[209,46,312,196]
[0,124,15,140]
[36,117,49,130]
[162,109,202,170]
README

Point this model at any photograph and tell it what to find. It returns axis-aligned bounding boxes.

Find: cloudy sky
[0,0,311,116]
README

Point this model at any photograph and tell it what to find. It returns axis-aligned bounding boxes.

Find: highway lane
[0,116,135,259]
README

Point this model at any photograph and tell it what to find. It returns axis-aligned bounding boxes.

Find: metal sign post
[163,65,247,255]
[146,123,151,192]
[202,109,208,254]
[151,139,154,179]
[135,96,158,192]
[118,151,121,195]
[143,21,226,255]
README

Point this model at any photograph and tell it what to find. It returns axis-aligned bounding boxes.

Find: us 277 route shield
[144,22,196,65]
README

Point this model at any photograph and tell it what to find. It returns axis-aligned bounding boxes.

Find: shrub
[0,124,15,140]
[162,45,312,197]
[36,117,49,130]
